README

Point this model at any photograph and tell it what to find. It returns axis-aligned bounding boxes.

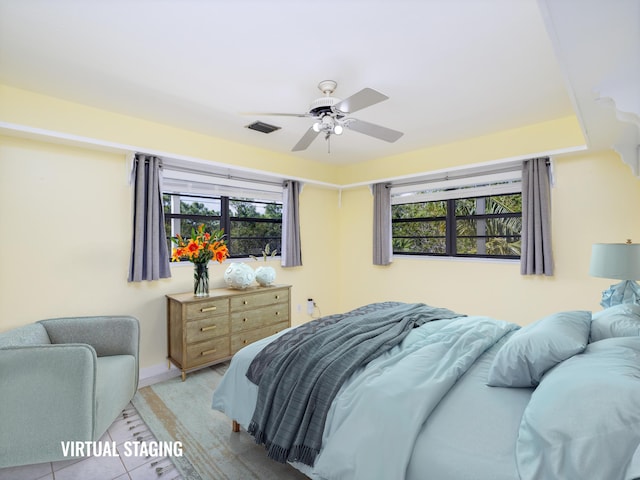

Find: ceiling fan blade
[292,127,320,151]
[346,119,404,143]
[242,112,311,118]
[334,88,389,114]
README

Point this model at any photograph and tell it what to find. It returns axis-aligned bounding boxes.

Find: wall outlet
[307,298,314,315]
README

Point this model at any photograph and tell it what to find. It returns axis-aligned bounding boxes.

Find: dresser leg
[181,371,186,382]
[232,420,240,433]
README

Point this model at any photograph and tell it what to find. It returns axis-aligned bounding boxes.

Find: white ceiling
[0,0,632,166]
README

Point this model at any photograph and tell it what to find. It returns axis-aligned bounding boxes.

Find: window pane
[456,216,521,257]
[454,198,477,215]
[163,192,282,259]
[230,199,282,218]
[392,201,446,220]
[392,220,446,237]
[486,217,522,236]
[393,236,446,254]
[230,219,282,257]
[392,190,522,259]
[163,193,221,216]
[456,236,521,257]
[229,198,282,257]
[392,200,447,255]
[486,194,522,213]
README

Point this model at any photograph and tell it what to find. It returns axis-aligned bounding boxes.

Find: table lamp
[589,240,640,307]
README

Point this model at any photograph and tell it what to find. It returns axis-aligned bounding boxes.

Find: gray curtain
[372,182,392,266]
[281,180,302,267]
[520,158,554,276]
[128,153,171,282]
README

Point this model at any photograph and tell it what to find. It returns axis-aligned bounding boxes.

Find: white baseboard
[138,361,181,388]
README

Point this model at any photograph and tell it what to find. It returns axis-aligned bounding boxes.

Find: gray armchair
[0,316,139,468]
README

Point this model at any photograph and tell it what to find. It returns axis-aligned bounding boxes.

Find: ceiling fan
[255,80,404,152]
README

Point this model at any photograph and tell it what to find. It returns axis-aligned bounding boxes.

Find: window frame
[163,191,283,260]
[391,181,522,260]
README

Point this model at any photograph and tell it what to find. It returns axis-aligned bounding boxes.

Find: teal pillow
[516,337,640,480]
[590,303,640,342]
[487,310,591,387]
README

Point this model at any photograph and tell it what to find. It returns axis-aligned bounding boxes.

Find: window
[390,167,522,259]
[163,192,282,259]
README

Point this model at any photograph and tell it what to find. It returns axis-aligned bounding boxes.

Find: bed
[212,301,640,480]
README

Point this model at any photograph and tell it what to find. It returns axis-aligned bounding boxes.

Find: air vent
[246,121,281,134]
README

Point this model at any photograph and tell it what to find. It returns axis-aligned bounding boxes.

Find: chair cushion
[0,323,51,347]
[94,355,137,438]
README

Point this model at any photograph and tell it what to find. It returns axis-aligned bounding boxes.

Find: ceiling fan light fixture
[312,122,321,133]
[333,124,344,135]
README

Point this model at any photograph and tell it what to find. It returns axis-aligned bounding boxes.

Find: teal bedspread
[311,315,515,479]
[247,302,463,466]
[213,305,640,480]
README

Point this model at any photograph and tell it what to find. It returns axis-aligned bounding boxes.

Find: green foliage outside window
[392,193,522,258]
[163,193,282,258]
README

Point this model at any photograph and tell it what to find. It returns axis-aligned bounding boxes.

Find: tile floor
[0,404,182,480]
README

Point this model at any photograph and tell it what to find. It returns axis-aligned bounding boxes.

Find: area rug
[131,363,310,480]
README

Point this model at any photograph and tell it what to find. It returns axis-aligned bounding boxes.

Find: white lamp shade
[589,243,640,280]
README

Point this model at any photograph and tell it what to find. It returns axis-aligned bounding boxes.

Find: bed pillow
[590,303,640,342]
[516,336,640,480]
[486,310,591,387]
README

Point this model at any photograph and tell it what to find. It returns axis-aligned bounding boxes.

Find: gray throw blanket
[246,301,403,385]
[247,302,464,466]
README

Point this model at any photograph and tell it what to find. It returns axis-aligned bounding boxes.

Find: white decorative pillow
[487,310,591,387]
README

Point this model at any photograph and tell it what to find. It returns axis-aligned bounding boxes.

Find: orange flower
[170,224,229,264]
[214,245,229,263]
[171,247,185,261]
[186,240,200,254]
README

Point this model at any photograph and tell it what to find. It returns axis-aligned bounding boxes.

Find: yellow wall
[2,85,640,374]
[338,116,584,185]
[0,84,339,185]
[0,135,340,370]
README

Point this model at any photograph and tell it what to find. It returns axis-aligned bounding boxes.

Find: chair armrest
[39,315,139,358]
[0,344,97,467]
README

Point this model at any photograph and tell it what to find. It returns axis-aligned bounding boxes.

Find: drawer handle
[201,348,217,356]
[242,318,248,323]
[201,325,217,332]
[243,300,248,305]
[275,311,280,316]
[201,306,217,313]
[242,340,247,344]
[275,295,280,300]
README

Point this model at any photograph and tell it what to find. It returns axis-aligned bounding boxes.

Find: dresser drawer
[185,316,230,343]
[185,298,229,320]
[186,336,230,367]
[231,321,289,353]
[230,288,288,312]
[230,303,289,333]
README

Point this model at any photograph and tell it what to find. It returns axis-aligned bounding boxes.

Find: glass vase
[193,263,209,297]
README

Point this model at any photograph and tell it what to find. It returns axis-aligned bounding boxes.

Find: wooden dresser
[166,284,291,380]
